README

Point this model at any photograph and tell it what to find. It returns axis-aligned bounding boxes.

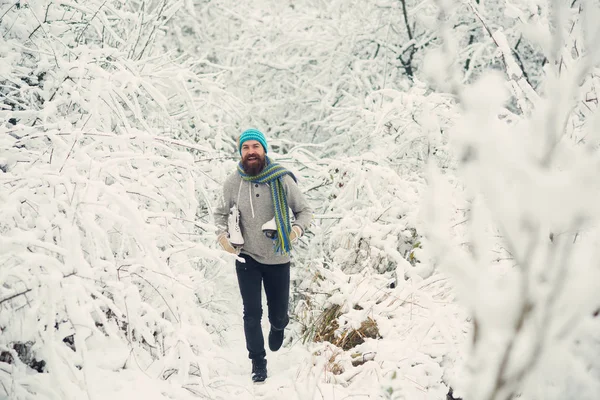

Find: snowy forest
[1,0,599,399]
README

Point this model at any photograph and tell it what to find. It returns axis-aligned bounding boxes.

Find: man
[214,128,312,383]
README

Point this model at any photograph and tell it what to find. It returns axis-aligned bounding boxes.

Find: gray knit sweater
[214,171,313,265]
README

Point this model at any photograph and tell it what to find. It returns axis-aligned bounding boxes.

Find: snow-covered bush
[425,1,600,399]
[0,1,234,398]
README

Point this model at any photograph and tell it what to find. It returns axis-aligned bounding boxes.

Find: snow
[1,0,600,399]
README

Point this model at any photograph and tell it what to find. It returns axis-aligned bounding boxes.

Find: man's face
[241,140,266,176]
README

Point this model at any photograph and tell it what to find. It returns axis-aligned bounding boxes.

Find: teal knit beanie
[239,129,268,155]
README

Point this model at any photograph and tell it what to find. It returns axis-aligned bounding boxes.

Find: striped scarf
[238,156,297,254]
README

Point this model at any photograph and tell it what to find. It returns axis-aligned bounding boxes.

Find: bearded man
[214,128,313,383]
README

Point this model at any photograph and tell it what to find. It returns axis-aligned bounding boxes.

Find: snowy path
[70,264,323,400]
[199,265,317,400]
[191,264,363,400]
[74,263,384,400]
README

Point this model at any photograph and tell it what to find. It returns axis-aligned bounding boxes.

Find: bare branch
[0,288,32,306]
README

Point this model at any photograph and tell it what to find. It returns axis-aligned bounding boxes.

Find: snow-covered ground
[2,1,600,399]
[63,259,466,400]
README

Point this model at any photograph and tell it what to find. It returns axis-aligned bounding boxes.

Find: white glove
[290,225,303,244]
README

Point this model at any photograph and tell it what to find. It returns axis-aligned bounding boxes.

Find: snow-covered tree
[425,1,600,399]
[1,1,237,398]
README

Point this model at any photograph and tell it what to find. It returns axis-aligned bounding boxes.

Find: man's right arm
[213,175,240,254]
[214,186,230,237]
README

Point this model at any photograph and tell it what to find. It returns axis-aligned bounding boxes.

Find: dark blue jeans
[235,254,290,360]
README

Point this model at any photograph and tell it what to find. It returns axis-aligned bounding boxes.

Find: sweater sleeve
[213,174,234,236]
[283,175,313,233]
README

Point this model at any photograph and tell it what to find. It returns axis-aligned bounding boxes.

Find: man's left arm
[284,175,313,236]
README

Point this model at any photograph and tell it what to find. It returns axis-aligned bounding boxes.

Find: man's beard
[242,154,266,176]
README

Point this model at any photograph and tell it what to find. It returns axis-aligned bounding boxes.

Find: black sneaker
[251,358,267,383]
[268,328,284,352]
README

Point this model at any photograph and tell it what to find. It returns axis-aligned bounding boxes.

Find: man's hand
[218,233,241,254]
[290,225,303,244]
